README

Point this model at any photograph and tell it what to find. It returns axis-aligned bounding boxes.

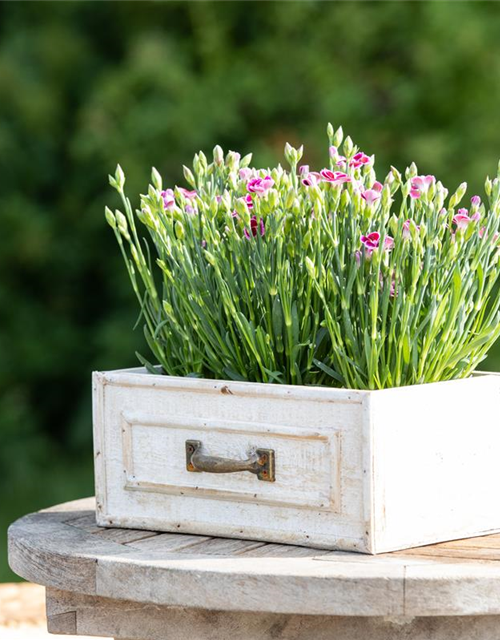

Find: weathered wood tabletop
[9,498,500,640]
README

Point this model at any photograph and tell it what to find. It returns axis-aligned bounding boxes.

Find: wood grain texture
[47,589,500,640]
[10,499,500,617]
[93,368,500,554]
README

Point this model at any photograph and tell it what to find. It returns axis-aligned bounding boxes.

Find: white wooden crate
[92,368,500,553]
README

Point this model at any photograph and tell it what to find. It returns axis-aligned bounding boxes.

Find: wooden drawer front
[121,412,340,512]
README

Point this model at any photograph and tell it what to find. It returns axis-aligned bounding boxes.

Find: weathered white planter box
[93,368,500,554]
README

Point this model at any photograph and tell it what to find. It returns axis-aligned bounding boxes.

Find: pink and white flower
[403,219,420,239]
[360,231,394,255]
[178,188,197,200]
[350,152,371,168]
[320,169,351,185]
[410,174,435,199]
[361,189,381,206]
[302,171,322,187]
[453,209,480,230]
[239,168,253,181]
[161,189,175,209]
[247,175,274,194]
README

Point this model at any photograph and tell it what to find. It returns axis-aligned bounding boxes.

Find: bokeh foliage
[2,1,500,580]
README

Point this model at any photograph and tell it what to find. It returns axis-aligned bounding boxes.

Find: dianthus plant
[106,125,500,390]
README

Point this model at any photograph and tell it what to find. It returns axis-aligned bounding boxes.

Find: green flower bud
[175,221,185,240]
[129,244,138,266]
[285,188,295,209]
[485,176,492,196]
[340,189,351,209]
[305,256,316,278]
[213,145,224,166]
[343,136,353,157]
[198,151,208,171]
[105,206,116,229]
[405,162,418,179]
[381,184,392,207]
[115,210,129,238]
[327,122,334,141]
[333,126,343,148]
[449,182,467,209]
[115,164,125,190]
[268,189,279,209]
[226,151,240,171]
[183,165,196,188]
[204,250,217,266]
[151,167,162,191]
[240,153,253,168]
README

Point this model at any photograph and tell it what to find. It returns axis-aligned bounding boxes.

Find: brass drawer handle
[185,440,275,482]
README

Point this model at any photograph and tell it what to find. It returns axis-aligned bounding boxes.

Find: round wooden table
[9,498,500,640]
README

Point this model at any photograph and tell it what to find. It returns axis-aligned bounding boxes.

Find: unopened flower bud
[343,136,353,157]
[151,167,162,191]
[333,126,343,148]
[115,210,129,238]
[240,153,253,168]
[175,221,185,240]
[449,182,467,209]
[226,151,241,171]
[105,206,116,229]
[213,145,224,166]
[183,165,196,188]
[305,256,316,278]
[285,188,295,209]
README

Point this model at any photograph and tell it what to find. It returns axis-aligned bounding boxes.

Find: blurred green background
[2,1,500,581]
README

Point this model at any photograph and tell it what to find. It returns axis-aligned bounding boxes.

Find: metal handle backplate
[185,440,275,482]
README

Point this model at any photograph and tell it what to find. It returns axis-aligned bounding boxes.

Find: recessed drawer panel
[121,412,340,511]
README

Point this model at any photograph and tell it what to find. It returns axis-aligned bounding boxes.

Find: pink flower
[247,175,274,194]
[240,194,254,209]
[410,175,435,200]
[239,168,253,181]
[403,219,420,239]
[411,175,435,192]
[320,169,351,185]
[350,152,371,168]
[302,171,322,187]
[361,189,381,206]
[372,181,383,193]
[471,195,481,207]
[244,215,265,239]
[299,165,310,175]
[360,232,380,253]
[328,146,347,166]
[479,227,499,241]
[178,188,197,200]
[161,189,175,209]
[360,231,394,255]
[453,210,480,230]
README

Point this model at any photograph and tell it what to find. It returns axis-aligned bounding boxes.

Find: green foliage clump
[108,128,500,389]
